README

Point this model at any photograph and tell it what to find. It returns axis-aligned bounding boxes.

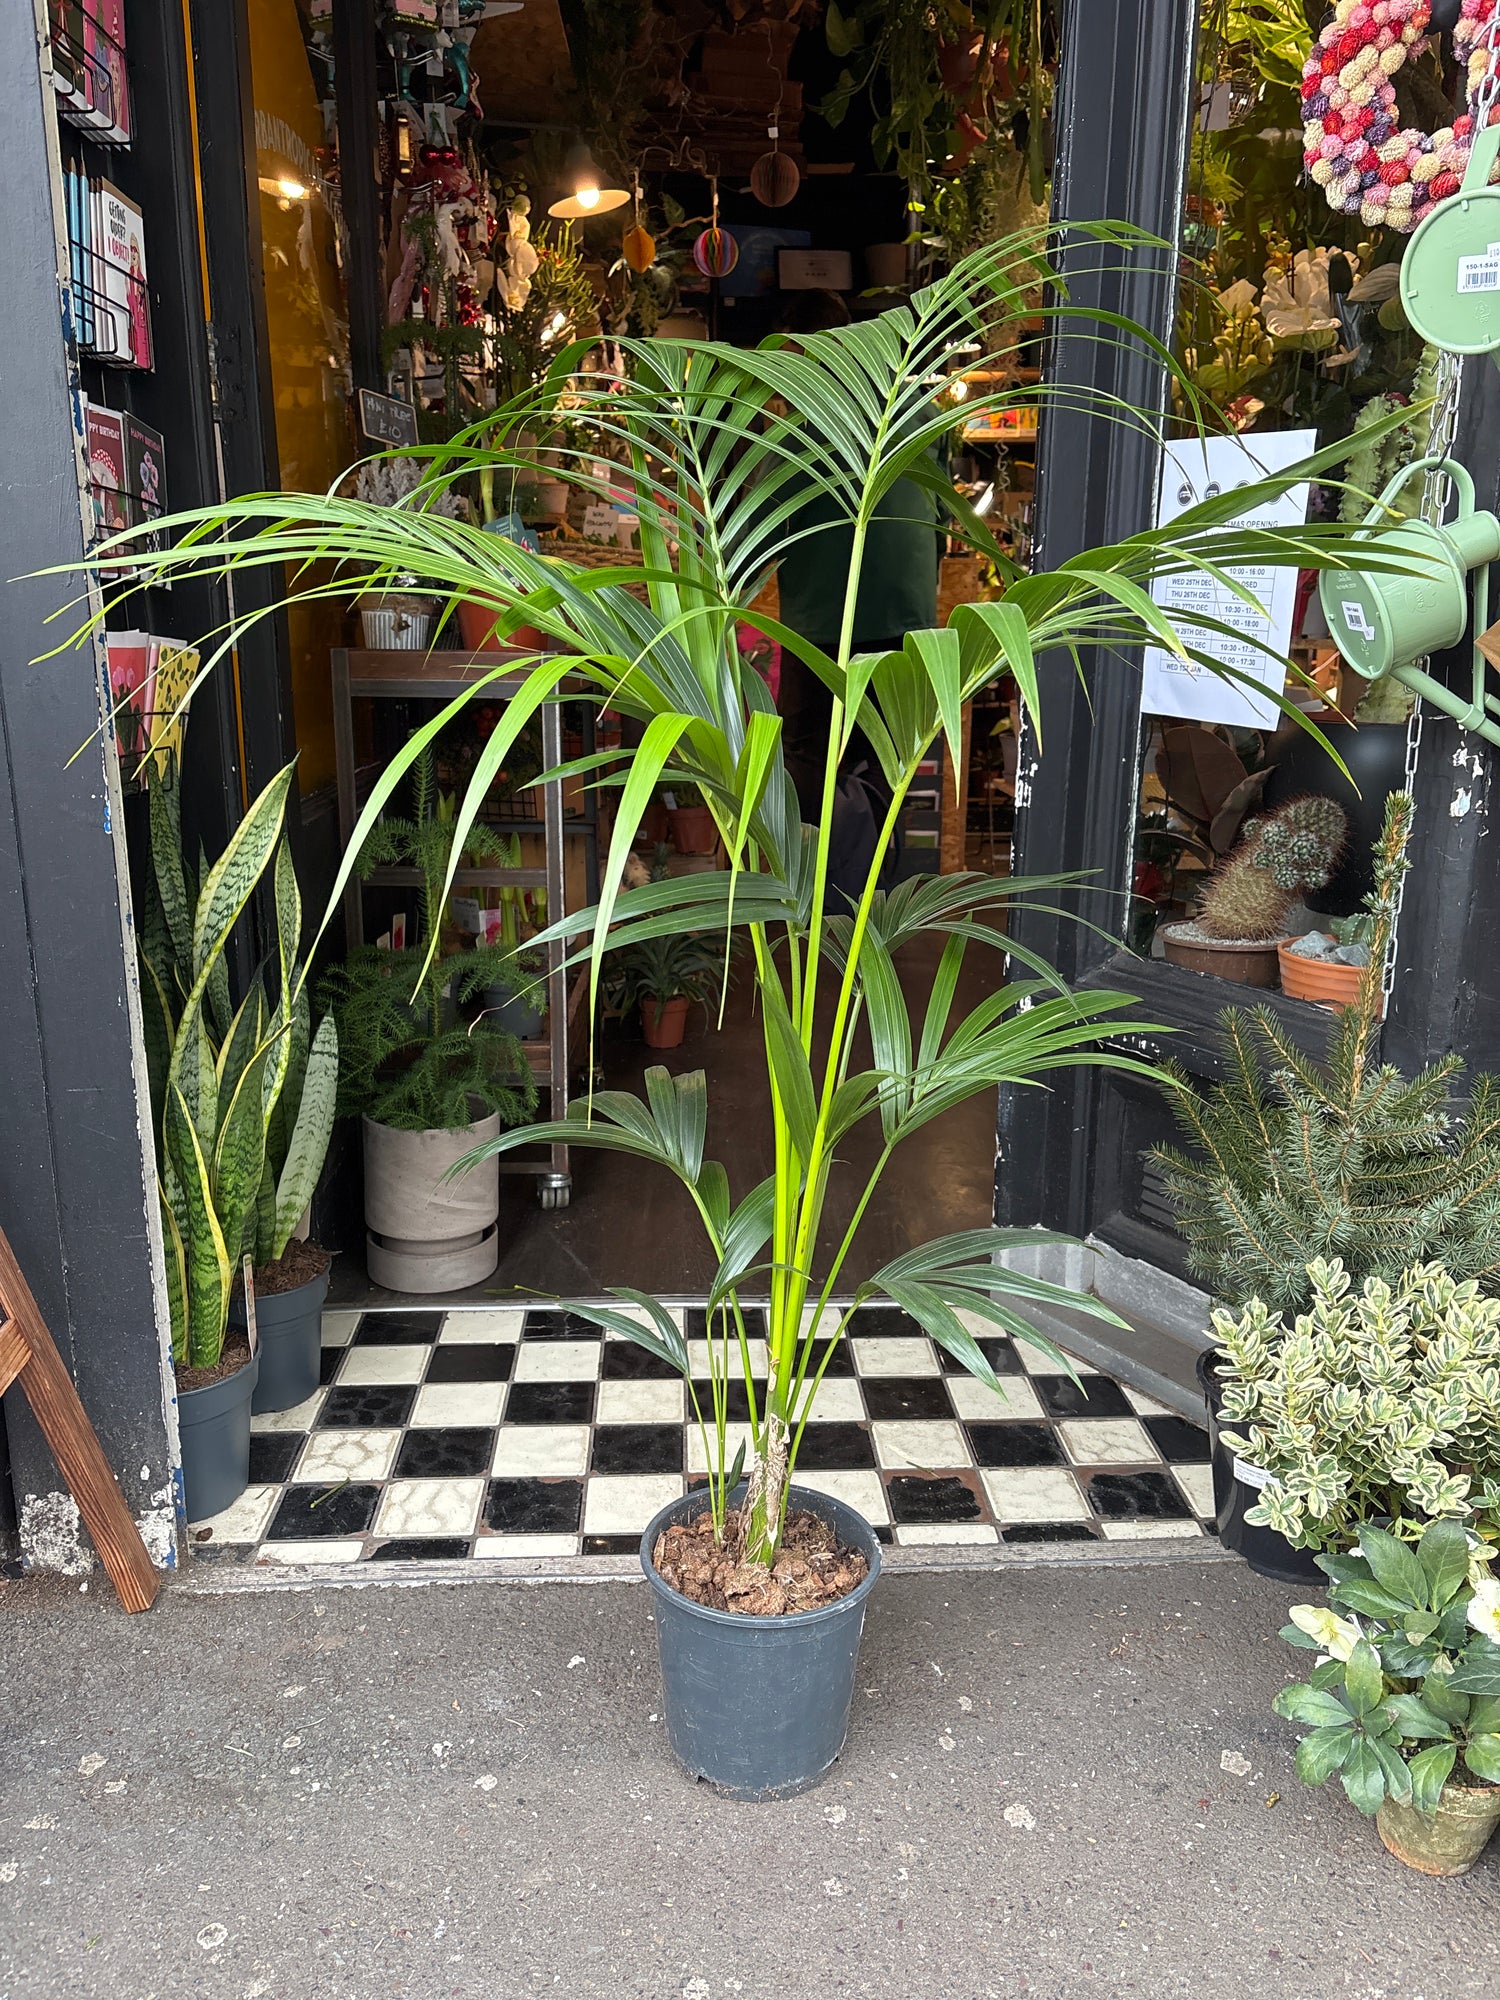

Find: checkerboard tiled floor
[188,1304,1214,1567]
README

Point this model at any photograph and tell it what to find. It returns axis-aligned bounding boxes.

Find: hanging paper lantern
[621,222,657,273]
[750,149,800,208]
[693,226,739,278]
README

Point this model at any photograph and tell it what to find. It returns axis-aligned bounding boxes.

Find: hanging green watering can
[1401,123,1500,356]
[1319,456,1500,747]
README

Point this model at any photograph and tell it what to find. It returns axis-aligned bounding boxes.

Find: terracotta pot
[456,600,544,653]
[1377,1782,1500,1876]
[1161,925,1286,988]
[1277,943,1375,1014]
[642,996,690,1049]
[668,805,717,856]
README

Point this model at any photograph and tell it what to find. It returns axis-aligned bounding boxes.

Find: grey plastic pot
[640,1483,882,1801]
[228,1269,330,1416]
[482,986,545,1040]
[178,1350,259,1524]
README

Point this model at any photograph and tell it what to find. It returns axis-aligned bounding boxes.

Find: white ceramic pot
[362,1113,501,1292]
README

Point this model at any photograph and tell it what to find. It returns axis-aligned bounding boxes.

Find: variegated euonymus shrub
[1216,1259,1500,1552]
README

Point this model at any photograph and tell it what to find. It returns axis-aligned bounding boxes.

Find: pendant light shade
[548,140,629,220]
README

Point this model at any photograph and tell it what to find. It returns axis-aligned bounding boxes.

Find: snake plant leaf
[158,1187,189,1367]
[214,1041,272,1270]
[137,949,175,1147]
[216,981,266,1133]
[148,769,192,988]
[267,981,312,1167]
[190,762,296,982]
[165,1084,231,1369]
[271,1013,338,1260]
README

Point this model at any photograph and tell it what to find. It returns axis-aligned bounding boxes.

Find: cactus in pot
[1163,795,1349,988]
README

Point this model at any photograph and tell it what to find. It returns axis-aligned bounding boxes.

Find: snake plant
[73,223,1433,1551]
[139,760,337,1368]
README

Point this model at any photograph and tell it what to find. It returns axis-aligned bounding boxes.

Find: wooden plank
[0,1317,29,1396]
[0,1228,160,1613]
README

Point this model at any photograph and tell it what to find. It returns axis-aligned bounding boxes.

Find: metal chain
[1473,6,1500,130]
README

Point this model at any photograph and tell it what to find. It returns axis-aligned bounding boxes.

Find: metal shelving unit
[331,646,592,1210]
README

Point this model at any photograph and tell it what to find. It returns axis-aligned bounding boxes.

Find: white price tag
[1231,1456,1272,1491]
[241,1255,259,1360]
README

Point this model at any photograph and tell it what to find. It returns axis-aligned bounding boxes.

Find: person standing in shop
[770,289,946,900]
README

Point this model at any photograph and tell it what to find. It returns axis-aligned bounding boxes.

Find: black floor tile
[353,1311,444,1344]
[873,1525,894,1546]
[861,1377,954,1422]
[318,1347,344,1385]
[424,1343,515,1384]
[248,1432,303,1484]
[803,1337,856,1378]
[690,1379,756,1422]
[583,1533,644,1555]
[521,1310,605,1341]
[1143,1415,1211,1463]
[503,1381,597,1425]
[394,1428,496,1479]
[601,1341,682,1380]
[1001,1521,1099,1543]
[317,1385,417,1430]
[963,1422,1066,1469]
[265,1483,380,1539]
[885,1474,983,1524]
[1083,1470,1193,1520]
[939,1336,1025,1377]
[1035,1375,1133,1421]
[368,1537,471,1561]
[483,1478,583,1533]
[796,1423,877,1470]
[591,1424,683,1474]
[685,1307,768,1341]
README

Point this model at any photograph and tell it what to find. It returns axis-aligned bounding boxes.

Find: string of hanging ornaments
[1302,0,1500,229]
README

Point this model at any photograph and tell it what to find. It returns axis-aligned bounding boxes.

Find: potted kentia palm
[73,226,1433,1795]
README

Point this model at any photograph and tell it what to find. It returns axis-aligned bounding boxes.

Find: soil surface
[174,1333,252,1395]
[652,1505,869,1616]
[237,1238,333,1298]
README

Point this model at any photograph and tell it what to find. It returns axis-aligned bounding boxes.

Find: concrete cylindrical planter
[641,1484,882,1801]
[363,1112,501,1293]
[668,805,717,856]
[642,996,690,1049]
[1277,943,1373,1014]
[1197,1350,1324,1586]
[1377,1783,1500,1876]
[178,1351,260,1523]
[230,1268,331,1416]
[1162,924,1285,988]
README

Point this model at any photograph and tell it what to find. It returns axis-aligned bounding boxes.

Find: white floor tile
[1017,1341,1097,1377]
[687,1422,756,1476]
[596,1379,685,1424]
[472,1533,581,1559]
[491,1425,591,1477]
[796,1376,865,1423]
[1172,1464,1216,1518]
[319,1311,362,1348]
[256,1540,366,1565]
[792,1469,889,1523]
[375,1478,484,1538]
[605,1305,685,1336]
[893,1522,999,1546]
[293,1429,401,1484]
[190,1483,279,1540]
[980,1467,1090,1524]
[871,1419,971,1471]
[1058,1418,1158,1467]
[799,1304,844,1342]
[1098,1519,1204,1541]
[336,1345,428,1386]
[584,1474,683,1534]
[250,1389,326,1434]
[946,1375,1044,1423]
[1124,1388,1174,1416]
[439,1308,527,1343]
[687,1338,768,1377]
[513,1340,602,1383]
[410,1380,506,1429]
[852,1336,941,1379]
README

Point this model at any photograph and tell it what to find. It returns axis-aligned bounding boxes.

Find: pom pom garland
[1302,0,1500,230]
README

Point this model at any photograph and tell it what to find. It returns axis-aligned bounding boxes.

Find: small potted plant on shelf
[663,781,718,857]
[1274,1517,1500,1876]
[606,934,731,1050]
[320,753,536,1292]
[140,759,321,1518]
[1161,794,1347,986]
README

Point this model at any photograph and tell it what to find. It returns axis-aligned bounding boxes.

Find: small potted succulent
[1161,794,1347,986]
[1275,1517,1500,1875]
[606,933,730,1050]
[663,782,718,857]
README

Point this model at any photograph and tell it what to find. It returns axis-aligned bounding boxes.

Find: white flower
[1467,1578,1500,1643]
[1289,1604,1360,1659]
[1260,248,1357,347]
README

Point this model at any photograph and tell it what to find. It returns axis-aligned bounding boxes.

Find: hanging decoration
[621,174,657,272]
[692,180,739,278]
[750,80,800,207]
[1301,0,1500,231]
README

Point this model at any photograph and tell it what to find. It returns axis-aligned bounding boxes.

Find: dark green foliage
[606,933,733,1016]
[319,751,537,1135]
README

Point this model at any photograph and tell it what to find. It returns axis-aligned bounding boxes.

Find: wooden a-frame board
[0,1225,159,1613]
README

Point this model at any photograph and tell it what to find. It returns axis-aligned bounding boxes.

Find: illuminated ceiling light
[548,141,628,220]
[276,176,310,202]
[973,483,995,518]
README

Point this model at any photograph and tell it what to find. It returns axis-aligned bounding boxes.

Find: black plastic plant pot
[640,1483,882,1802]
[177,1351,259,1524]
[233,1269,330,1416]
[1196,1348,1324,1587]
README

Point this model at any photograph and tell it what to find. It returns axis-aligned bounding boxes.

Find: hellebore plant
[68,224,1435,1570]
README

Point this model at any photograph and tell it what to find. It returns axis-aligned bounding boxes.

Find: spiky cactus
[1197,795,1348,941]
